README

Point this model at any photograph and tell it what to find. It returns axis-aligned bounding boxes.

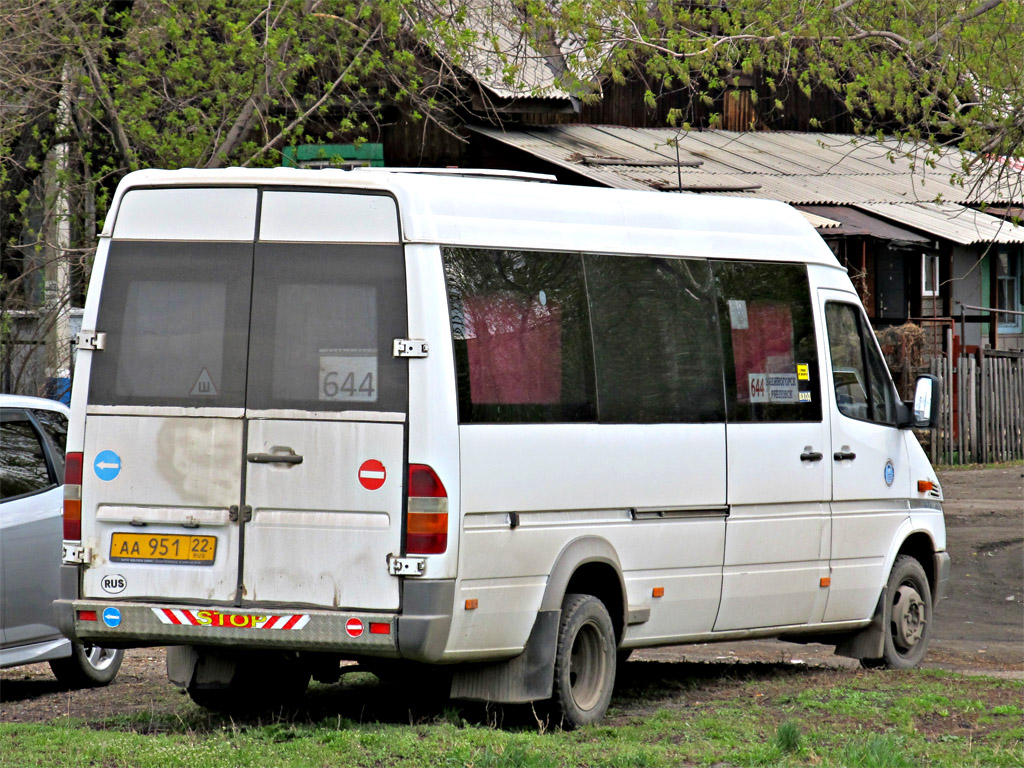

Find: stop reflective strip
[152,608,309,630]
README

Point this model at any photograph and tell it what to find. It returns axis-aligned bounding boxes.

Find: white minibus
[56,167,949,727]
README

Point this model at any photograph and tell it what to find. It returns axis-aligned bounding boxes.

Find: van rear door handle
[833,451,857,461]
[800,451,823,462]
[247,447,303,465]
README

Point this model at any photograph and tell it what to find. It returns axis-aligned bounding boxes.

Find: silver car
[1,394,123,686]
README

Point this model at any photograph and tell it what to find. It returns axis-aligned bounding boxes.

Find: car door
[0,407,64,649]
[819,291,910,622]
[712,262,833,631]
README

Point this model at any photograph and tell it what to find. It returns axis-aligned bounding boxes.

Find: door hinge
[229,504,253,523]
[393,339,429,358]
[62,542,85,564]
[76,330,106,351]
[387,554,426,577]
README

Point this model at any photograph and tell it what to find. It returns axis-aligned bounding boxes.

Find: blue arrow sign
[94,450,122,482]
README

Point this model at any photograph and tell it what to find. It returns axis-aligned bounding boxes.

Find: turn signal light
[406,464,448,554]
[917,480,935,492]
[63,452,84,540]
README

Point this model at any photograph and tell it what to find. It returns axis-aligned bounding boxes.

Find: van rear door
[240,191,407,610]
[82,188,407,612]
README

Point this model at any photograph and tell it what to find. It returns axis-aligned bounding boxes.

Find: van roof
[105,167,843,268]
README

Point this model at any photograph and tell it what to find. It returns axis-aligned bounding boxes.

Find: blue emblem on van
[94,450,122,481]
[102,607,122,628]
[884,460,895,487]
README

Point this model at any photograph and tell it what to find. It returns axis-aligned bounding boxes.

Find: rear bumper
[55,599,400,656]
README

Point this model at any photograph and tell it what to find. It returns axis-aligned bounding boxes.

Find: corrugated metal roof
[797,210,842,230]
[856,203,1024,245]
[472,125,1021,205]
[798,205,930,242]
[471,124,1022,243]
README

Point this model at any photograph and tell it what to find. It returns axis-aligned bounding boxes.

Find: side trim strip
[632,506,730,520]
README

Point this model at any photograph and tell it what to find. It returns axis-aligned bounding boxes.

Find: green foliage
[1,668,1022,767]
[841,734,914,768]
[774,720,801,753]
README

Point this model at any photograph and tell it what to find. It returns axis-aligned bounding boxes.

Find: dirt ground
[2,466,1021,724]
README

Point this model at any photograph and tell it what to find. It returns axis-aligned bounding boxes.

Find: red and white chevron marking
[152,608,309,630]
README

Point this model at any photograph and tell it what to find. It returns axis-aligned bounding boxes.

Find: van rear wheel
[551,593,616,729]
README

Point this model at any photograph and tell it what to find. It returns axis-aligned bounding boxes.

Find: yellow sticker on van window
[797,364,809,381]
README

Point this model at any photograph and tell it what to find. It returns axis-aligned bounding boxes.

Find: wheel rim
[82,644,118,672]
[568,619,607,711]
[891,582,926,653]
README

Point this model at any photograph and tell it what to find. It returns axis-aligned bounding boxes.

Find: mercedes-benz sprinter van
[56,168,949,727]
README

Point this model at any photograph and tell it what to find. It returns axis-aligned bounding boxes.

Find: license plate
[110,533,216,565]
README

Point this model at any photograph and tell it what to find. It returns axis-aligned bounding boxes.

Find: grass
[1,664,1021,767]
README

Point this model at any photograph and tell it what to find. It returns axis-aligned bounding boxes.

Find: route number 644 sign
[319,351,378,402]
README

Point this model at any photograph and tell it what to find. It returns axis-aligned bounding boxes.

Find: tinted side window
[713,262,822,422]
[585,255,725,423]
[825,302,898,425]
[444,247,596,423]
[0,410,55,501]
[90,242,253,408]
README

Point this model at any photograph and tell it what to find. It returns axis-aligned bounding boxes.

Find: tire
[551,594,617,729]
[875,555,933,669]
[186,652,310,714]
[49,643,124,688]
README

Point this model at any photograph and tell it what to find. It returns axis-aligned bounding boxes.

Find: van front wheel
[551,594,616,729]
[877,555,933,669]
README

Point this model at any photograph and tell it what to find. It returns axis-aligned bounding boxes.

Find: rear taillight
[64,452,83,540]
[406,464,448,554]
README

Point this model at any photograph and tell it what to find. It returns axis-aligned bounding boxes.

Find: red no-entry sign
[346,617,364,637]
[358,459,386,491]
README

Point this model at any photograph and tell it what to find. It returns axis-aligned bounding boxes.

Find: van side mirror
[899,374,940,429]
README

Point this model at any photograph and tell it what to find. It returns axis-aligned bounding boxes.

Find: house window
[996,248,1023,334]
[922,253,940,297]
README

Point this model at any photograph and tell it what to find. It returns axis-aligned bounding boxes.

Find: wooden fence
[929,350,1024,465]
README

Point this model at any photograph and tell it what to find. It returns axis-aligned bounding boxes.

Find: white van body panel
[242,418,404,608]
[404,244,462,581]
[81,415,242,602]
[98,168,842,266]
[449,423,726,657]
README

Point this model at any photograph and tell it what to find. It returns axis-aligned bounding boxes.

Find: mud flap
[834,587,887,661]
[167,646,237,688]
[449,609,559,703]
